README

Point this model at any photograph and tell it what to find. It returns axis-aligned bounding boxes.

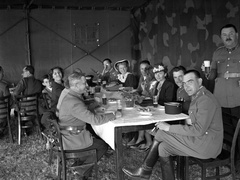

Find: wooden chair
[48,118,98,180]
[184,112,240,180]
[0,95,13,143]
[16,93,42,145]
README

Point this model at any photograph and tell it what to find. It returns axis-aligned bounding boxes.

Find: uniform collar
[191,86,205,101]
[226,44,239,52]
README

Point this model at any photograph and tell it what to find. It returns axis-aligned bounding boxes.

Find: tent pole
[25,9,32,65]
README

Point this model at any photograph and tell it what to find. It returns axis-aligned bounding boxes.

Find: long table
[92,102,189,179]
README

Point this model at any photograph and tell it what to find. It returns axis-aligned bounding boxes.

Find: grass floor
[0,120,240,180]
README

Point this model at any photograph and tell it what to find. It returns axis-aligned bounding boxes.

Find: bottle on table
[153,95,158,108]
[117,100,122,112]
[102,93,107,105]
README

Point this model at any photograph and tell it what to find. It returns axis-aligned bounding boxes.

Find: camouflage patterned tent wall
[130,0,240,72]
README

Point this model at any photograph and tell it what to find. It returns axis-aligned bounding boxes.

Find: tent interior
[0,0,149,83]
[0,0,239,92]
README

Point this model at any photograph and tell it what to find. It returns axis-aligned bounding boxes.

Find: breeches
[81,138,108,161]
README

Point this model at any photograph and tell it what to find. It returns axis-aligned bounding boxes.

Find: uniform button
[227,64,229,66]
[205,131,208,134]
[229,51,232,54]
[228,58,230,60]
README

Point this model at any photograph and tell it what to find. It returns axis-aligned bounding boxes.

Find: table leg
[115,127,124,180]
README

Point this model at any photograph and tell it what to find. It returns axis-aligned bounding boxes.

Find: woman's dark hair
[49,66,64,82]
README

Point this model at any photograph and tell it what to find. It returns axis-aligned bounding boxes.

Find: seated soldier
[98,58,118,85]
[13,65,42,96]
[0,66,11,137]
[123,70,223,180]
[172,66,191,114]
[58,71,121,161]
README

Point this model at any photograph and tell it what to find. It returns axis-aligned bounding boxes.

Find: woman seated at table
[41,66,65,131]
[114,59,138,90]
[132,64,175,151]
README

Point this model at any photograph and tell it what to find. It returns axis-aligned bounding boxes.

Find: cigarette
[151,126,158,132]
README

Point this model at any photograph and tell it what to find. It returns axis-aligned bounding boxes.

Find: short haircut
[140,60,150,66]
[172,66,186,74]
[68,72,85,87]
[49,66,64,79]
[25,65,35,75]
[220,24,238,34]
[185,69,201,79]
[42,74,50,81]
[103,58,112,64]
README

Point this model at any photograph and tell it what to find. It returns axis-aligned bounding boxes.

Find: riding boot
[159,156,175,180]
[122,140,160,179]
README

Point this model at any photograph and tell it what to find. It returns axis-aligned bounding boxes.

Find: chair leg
[35,115,43,139]
[48,149,53,165]
[7,117,13,143]
[201,165,206,180]
[216,167,220,180]
[94,163,98,180]
[18,116,21,145]
[56,156,61,180]
[184,157,190,180]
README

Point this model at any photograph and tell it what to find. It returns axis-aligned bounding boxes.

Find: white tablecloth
[92,103,189,149]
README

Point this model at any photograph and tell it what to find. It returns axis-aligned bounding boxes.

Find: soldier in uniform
[122,70,223,180]
[207,24,240,118]
[99,58,118,84]
[172,66,191,114]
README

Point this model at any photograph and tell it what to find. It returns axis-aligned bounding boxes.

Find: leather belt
[217,73,239,78]
[60,126,84,132]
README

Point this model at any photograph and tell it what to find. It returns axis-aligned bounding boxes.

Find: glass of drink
[125,97,134,107]
[153,96,158,108]
[204,60,211,76]
[117,100,122,112]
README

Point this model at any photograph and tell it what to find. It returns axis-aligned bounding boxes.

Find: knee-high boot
[122,140,160,179]
[159,156,175,180]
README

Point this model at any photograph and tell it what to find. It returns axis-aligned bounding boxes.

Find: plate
[124,107,134,110]
[97,110,115,115]
[139,111,152,116]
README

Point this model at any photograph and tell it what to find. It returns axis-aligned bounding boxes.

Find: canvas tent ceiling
[0,0,149,10]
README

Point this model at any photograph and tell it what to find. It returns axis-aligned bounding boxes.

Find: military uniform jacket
[0,80,10,97]
[211,45,240,108]
[155,87,223,159]
[13,76,42,96]
[59,89,115,150]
